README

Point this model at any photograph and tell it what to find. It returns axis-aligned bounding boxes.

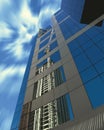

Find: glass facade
[40,30,51,42]
[36,50,61,74]
[39,37,50,49]
[38,40,58,59]
[33,94,73,130]
[55,12,85,40]
[61,0,85,22]
[33,66,66,99]
[67,20,104,109]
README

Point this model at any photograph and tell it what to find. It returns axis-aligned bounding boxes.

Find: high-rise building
[11,1,104,130]
[61,0,104,25]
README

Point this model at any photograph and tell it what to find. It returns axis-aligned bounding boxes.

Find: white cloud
[4,41,30,60]
[0,0,11,9]
[0,22,13,39]
[0,64,26,85]
[0,64,26,97]
[1,0,40,60]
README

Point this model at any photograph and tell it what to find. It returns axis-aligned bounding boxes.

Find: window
[38,41,58,59]
[36,51,61,74]
[85,45,103,64]
[39,37,50,49]
[51,33,56,40]
[59,17,81,40]
[95,59,104,74]
[40,30,51,41]
[74,53,91,72]
[55,11,68,23]
[85,77,104,108]
[33,66,66,99]
[33,94,74,130]
[80,66,97,83]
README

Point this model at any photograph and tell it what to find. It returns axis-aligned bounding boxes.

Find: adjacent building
[11,1,104,130]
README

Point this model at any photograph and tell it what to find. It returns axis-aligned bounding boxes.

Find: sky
[0,0,62,129]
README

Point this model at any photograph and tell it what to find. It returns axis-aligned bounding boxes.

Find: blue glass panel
[68,40,79,51]
[50,51,61,63]
[59,66,66,82]
[37,51,61,68]
[39,38,49,49]
[61,0,85,22]
[100,73,104,82]
[92,32,104,43]
[17,93,25,105]
[59,17,80,40]
[55,11,68,23]
[74,53,91,72]
[16,104,23,112]
[85,77,104,108]
[95,38,104,52]
[40,31,51,41]
[85,27,101,37]
[51,33,56,40]
[85,45,104,63]
[38,41,58,59]
[95,59,104,74]
[38,49,45,59]
[80,40,93,50]
[50,41,58,50]
[65,94,74,120]
[76,33,89,44]
[72,47,82,57]
[80,66,97,83]
[37,59,47,68]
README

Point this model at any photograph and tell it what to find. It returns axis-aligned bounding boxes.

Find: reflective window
[68,40,79,51]
[71,47,82,57]
[80,40,93,50]
[38,41,58,59]
[39,38,50,49]
[38,49,45,59]
[95,59,104,74]
[94,38,104,52]
[37,51,61,71]
[59,17,81,40]
[85,27,101,37]
[51,33,56,40]
[85,77,104,108]
[50,40,58,50]
[90,32,104,43]
[33,94,74,130]
[76,34,90,44]
[55,11,68,23]
[74,53,91,72]
[40,30,51,41]
[80,66,97,83]
[50,51,61,63]
[67,24,104,110]
[33,66,66,99]
[85,45,104,64]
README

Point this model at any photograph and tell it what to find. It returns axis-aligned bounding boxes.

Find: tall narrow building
[11,1,104,130]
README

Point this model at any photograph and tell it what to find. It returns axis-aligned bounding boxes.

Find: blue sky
[0,0,61,129]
